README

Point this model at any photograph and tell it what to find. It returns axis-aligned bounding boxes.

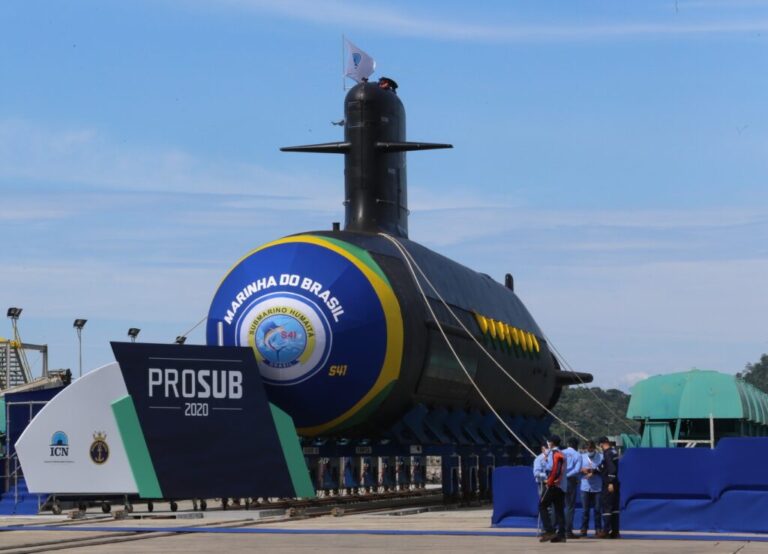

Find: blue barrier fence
[492,437,768,533]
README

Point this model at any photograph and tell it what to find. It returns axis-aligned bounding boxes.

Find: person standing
[533,444,549,496]
[533,444,550,536]
[596,436,620,539]
[539,435,567,543]
[562,437,583,538]
[579,440,603,537]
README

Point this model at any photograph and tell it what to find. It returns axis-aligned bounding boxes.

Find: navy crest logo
[89,432,109,465]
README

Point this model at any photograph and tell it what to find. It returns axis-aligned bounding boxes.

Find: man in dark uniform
[596,436,620,538]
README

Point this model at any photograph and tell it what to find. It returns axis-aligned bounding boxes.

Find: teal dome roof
[627,369,768,425]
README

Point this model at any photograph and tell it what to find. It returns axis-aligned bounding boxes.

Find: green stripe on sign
[269,403,316,499]
[112,395,163,499]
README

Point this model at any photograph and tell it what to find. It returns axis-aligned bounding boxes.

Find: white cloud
[0,119,339,211]
[679,0,768,8]
[0,204,75,222]
[0,261,216,322]
[621,371,652,389]
[189,0,768,42]
[518,256,768,390]
[408,185,520,212]
[409,204,768,247]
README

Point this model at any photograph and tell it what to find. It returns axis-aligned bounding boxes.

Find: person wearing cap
[579,440,603,537]
[562,437,583,538]
[378,77,398,93]
[596,436,620,539]
[539,435,567,543]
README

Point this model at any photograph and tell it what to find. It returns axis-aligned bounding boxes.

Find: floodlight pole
[76,327,83,378]
[8,309,21,340]
[73,319,87,378]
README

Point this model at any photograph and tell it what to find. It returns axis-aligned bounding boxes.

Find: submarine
[206,77,592,439]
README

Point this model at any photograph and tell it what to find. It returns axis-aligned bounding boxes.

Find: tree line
[549,386,638,440]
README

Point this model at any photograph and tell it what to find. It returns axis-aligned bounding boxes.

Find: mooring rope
[380,233,588,443]
[380,233,536,456]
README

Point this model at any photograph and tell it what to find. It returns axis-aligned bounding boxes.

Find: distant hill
[548,386,639,442]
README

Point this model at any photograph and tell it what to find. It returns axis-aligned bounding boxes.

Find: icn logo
[49,431,69,457]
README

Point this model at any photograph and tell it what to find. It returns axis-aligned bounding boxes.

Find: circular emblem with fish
[240,293,331,385]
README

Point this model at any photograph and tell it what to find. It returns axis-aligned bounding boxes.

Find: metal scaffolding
[0,339,47,391]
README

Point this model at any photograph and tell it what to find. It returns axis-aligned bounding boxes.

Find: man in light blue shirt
[579,440,603,536]
[562,437,583,538]
[533,444,554,534]
[533,444,549,494]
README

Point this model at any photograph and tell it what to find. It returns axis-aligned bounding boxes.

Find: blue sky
[1,0,767,390]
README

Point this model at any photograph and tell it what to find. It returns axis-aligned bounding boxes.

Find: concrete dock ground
[2,504,768,553]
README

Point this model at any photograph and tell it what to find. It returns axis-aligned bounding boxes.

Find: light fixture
[127,328,141,342]
[7,307,22,319]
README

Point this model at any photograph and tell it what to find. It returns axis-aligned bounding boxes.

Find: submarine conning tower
[281,78,452,238]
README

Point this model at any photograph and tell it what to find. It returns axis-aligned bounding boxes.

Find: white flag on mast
[344,38,375,83]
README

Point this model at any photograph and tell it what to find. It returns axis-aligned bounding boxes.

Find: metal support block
[378,457,395,490]
[441,454,461,498]
[423,407,452,444]
[341,457,359,489]
[410,456,425,488]
[395,456,410,489]
[461,454,480,500]
[360,457,376,489]
[479,452,495,499]
[444,409,471,445]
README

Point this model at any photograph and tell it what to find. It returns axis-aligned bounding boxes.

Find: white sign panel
[15,362,138,494]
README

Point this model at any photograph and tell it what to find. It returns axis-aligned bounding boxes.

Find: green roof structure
[627,369,768,447]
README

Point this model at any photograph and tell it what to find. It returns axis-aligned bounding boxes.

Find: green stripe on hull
[314,235,391,286]
[112,395,163,499]
[269,403,316,499]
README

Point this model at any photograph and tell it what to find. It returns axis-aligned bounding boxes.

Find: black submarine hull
[206,78,591,439]
[206,230,585,437]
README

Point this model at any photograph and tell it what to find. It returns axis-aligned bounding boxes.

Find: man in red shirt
[539,434,567,543]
